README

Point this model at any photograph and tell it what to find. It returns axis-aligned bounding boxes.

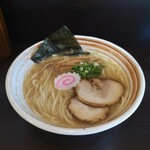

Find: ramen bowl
[5,36,145,135]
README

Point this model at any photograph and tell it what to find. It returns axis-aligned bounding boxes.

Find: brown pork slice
[75,78,124,107]
[68,97,109,123]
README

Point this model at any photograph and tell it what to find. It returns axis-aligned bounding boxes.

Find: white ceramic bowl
[5,36,145,135]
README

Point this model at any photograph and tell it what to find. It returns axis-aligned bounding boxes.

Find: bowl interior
[5,36,145,135]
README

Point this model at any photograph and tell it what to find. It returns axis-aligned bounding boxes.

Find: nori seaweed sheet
[31,26,89,63]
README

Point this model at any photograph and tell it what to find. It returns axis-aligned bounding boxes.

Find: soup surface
[23,50,130,128]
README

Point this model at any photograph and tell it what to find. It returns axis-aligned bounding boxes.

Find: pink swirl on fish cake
[54,72,81,90]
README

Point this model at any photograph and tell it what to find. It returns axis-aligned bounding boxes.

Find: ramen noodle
[23,51,130,128]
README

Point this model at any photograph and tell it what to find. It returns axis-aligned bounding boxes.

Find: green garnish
[71,62,105,78]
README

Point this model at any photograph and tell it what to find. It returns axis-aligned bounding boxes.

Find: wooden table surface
[0,46,149,150]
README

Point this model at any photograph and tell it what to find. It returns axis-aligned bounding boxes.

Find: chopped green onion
[71,61,105,78]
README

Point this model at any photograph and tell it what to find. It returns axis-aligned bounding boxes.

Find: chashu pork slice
[75,78,124,107]
[68,97,109,123]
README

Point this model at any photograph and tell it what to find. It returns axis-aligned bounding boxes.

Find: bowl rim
[5,35,145,135]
